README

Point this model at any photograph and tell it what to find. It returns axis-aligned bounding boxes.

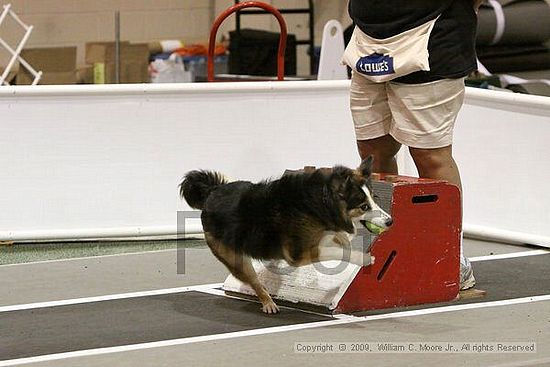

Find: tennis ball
[365,222,385,235]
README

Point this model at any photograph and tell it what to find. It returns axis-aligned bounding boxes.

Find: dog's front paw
[262,300,280,314]
[349,250,375,267]
[367,254,375,265]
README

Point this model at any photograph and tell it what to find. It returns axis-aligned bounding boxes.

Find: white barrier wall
[0,82,359,241]
[1,82,549,245]
[400,89,550,246]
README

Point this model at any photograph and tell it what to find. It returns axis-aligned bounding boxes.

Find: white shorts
[350,72,466,149]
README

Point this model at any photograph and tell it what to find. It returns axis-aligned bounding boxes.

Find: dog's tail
[179,170,229,210]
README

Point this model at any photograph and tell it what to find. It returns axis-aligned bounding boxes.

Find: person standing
[343,0,483,289]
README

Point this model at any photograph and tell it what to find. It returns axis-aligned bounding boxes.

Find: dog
[179,156,393,313]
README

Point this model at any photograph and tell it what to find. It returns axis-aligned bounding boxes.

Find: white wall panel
[1,82,549,245]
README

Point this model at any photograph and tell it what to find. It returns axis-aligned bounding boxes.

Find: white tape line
[469,249,549,262]
[1,294,549,366]
[0,283,223,313]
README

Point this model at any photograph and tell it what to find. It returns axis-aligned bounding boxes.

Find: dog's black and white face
[334,156,393,235]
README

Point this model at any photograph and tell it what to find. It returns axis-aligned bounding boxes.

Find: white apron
[342,16,440,83]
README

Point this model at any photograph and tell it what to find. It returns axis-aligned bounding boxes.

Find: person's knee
[357,135,401,161]
[409,146,453,172]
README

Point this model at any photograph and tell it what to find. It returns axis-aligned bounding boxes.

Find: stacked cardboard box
[16,47,77,85]
[85,42,149,84]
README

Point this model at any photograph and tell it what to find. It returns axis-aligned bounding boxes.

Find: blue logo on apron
[356,53,395,76]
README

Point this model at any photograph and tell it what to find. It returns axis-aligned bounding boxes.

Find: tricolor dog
[179,157,392,313]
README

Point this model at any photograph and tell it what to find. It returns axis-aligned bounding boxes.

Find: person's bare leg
[409,144,475,289]
[357,134,401,174]
[408,145,462,191]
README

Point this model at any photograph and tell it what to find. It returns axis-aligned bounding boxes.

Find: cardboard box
[19,71,77,85]
[85,41,130,64]
[76,66,94,84]
[16,47,77,85]
[85,42,149,83]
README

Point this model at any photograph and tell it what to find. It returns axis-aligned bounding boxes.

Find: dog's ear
[331,174,352,199]
[358,155,374,177]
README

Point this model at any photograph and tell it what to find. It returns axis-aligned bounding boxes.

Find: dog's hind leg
[205,233,279,314]
[240,256,280,314]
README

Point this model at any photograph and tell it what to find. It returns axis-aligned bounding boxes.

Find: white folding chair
[0,3,42,86]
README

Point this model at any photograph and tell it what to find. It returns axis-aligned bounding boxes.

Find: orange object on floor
[173,44,226,57]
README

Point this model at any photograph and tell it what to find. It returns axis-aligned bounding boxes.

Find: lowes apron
[342,16,440,83]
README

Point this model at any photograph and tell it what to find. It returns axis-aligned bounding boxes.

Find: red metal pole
[208,1,288,82]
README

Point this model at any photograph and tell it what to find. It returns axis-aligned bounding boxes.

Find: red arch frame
[208,1,288,82]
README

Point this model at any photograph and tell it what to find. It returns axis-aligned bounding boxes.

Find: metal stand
[114,10,120,84]
[208,1,288,82]
[234,0,314,74]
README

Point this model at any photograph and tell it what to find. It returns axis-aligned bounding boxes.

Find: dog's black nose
[385,218,393,227]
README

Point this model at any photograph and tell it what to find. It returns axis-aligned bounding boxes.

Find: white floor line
[0,283,222,313]
[0,248,179,268]
[469,249,549,262]
[1,294,549,367]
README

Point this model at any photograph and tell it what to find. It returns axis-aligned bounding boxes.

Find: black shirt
[348,0,478,83]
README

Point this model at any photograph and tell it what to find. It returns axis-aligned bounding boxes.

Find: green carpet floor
[0,239,207,265]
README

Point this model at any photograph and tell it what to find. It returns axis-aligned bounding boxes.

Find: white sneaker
[460,257,476,290]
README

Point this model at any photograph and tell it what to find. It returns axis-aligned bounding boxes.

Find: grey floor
[1,238,549,367]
